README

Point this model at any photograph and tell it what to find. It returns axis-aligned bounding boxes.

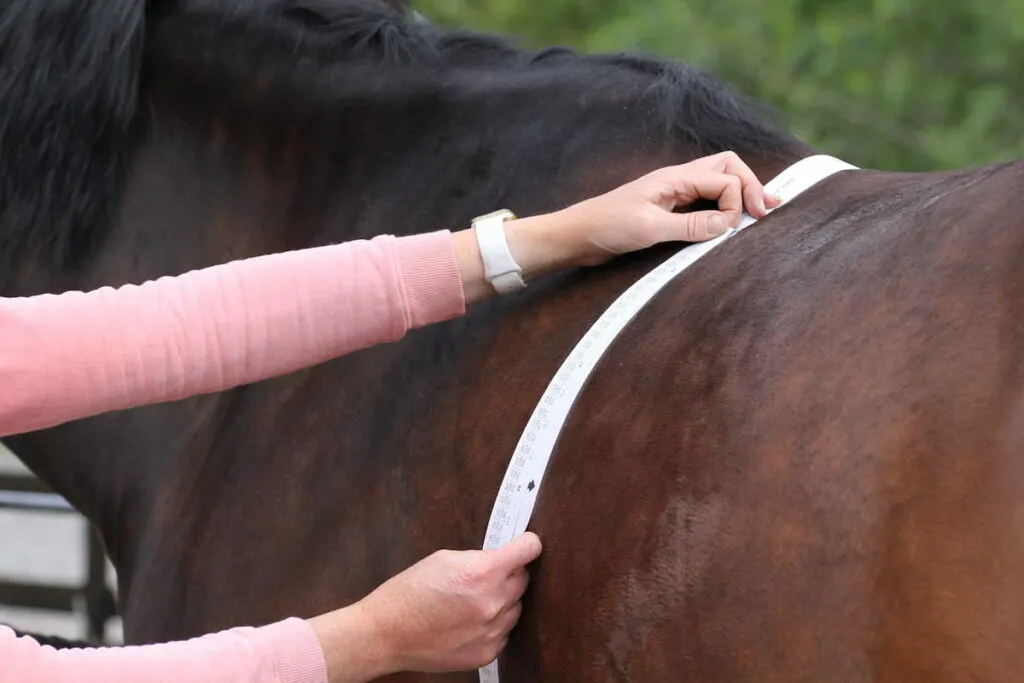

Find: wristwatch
[472,209,526,295]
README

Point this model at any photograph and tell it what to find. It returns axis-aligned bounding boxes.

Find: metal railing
[0,472,118,643]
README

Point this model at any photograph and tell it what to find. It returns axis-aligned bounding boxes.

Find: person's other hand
[309,532,542,682]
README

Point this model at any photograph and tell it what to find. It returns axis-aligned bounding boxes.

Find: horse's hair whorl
[274,0,435,65]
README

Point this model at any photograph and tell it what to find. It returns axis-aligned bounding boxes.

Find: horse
[5,0,1024,681]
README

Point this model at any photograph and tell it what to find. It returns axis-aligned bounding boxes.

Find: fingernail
[708,215,727,235]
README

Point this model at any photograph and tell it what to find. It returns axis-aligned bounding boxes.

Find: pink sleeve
[0,230,465,437]
[0,618,327,683]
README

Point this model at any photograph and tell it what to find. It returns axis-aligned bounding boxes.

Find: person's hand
[452,151,781,304]
[308,532,543,683]
[508,151,782,272]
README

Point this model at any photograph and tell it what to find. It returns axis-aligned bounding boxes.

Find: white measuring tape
[477,154,858,683]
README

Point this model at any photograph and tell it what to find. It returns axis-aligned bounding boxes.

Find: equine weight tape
[477,154,859,683]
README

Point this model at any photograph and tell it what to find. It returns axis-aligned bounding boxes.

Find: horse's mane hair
[0,0,805,280]
[0,0,145,278]
[221,0,800,159]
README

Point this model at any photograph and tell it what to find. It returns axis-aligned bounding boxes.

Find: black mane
[0,0,806,284]
[0,0,145,280]
[268,0,800,162]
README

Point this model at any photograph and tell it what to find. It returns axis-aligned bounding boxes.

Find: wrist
[307,602,396,683]
[451,208,578,305]
[502,210,578,279]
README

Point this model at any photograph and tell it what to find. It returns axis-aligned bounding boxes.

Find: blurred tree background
[413,0,1024,172]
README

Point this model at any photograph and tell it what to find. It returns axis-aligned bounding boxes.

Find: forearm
[452,212,574,306]
[0,619,327,683]
[0,231,464,436]
[0,212,575,437]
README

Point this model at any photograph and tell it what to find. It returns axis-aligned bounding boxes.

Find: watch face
[474,209,516,224]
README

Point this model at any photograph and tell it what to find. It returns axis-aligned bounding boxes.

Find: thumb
[667,209,734,242]
[487,532,543,570]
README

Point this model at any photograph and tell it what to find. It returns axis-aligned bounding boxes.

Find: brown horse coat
[3,2,1024,681]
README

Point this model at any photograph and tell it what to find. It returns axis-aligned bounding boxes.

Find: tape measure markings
[478,155,859,683]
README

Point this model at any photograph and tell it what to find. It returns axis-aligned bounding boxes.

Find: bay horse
[4,1,1024,681]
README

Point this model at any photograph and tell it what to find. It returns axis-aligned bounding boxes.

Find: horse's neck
[3,53,806,575]
[2,118,307,544]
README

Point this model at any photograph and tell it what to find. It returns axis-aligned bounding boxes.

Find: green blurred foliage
[415,0,1024,172]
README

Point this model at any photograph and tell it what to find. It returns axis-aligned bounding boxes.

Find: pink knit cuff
[251,618,328,683]
[392,230,466,330]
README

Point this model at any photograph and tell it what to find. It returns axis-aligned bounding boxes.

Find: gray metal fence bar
[0,490,74,512]
[0,471,117,643]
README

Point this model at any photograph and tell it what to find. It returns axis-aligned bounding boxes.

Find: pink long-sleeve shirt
[0,230,467,683]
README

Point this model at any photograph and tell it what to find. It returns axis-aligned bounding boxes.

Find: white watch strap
[473,210,526,295]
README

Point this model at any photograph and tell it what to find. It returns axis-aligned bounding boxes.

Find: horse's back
[110,160,1024,681]
[512,161,1024,682]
